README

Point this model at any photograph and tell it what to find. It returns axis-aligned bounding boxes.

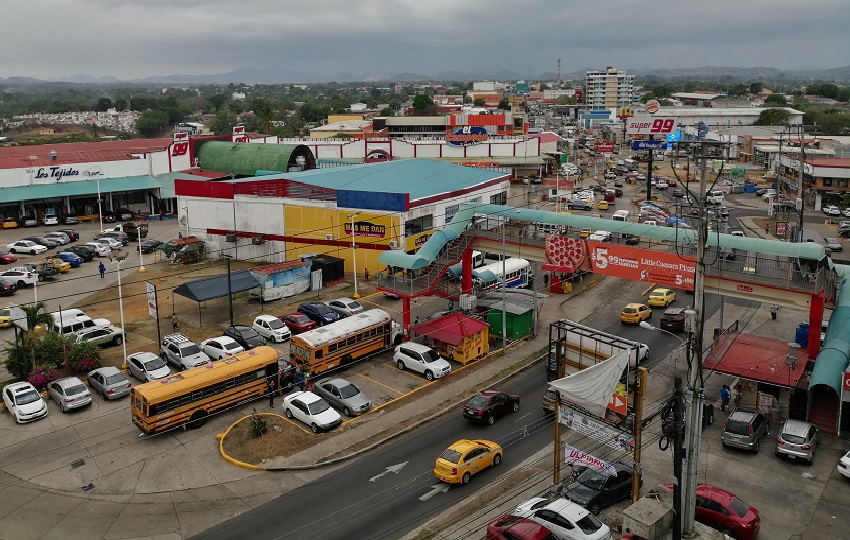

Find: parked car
[721,409,771,453]
[587,230,612,242]
[463,389,520,424]
[95,231,129,245]
[224,325,266,349]
[393,342,452,381]
[486,515,558,540]
[41,213,59,226]
[0,247,17,265]
[7,240,47,255]
[660,307,687,332]
[47,377,93,413]
[84,242,111,257]
[126,351,172,382]
[140,239,163,253]
[55,252,84,267]
[20,215,38,227]
[312,377,372,417]
[252,314,291,343]
[325,297,365,318]
[567,200,592,211]
[87,366,132,400]
[775,419,819,464]
[823,205,841,216]
[824,237,843,252]
[2,381,48,423]
[73,325,125,347]
[434,439,502,484]
[664,484,761,540]
[160,333,211,370]
[282,390,342,433]
[39,257,71,273]
[0,268,37,288]
[43,231,70,245]
[560,463,634,515]
[57,228,79,242]
[542,388,557,414]
[0,280,15,296]
[620,303,652,324]
[838,449,850,480]
[101,210,116,223]
[512,498,611,540]
[298,302,342,326]
[92,237,123,250]
[60,213,79,225]
[25,236,60,249]
[2,217,18,229]
[279,313,318,334]
[200,335,245,360]
[64,245,95,261]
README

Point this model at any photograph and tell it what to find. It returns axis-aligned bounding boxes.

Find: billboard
[626,116,679,136]
[587,242,696,291]
[446,126,488,146]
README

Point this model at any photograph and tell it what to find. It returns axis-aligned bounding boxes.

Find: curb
[217,413,275,471]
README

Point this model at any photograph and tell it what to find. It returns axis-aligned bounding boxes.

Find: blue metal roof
[0,175,163,204]
[232,159,508,202]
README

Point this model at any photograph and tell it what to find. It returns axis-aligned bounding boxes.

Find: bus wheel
[341,354,353,366]
[187,411,207,429]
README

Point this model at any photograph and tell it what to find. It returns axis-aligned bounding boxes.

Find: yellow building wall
[327,114,365,123]
[283,205,402,276]
[433,328,490,365]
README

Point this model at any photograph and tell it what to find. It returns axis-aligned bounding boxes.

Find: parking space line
[380,361,429,382]
[356,373,405,395]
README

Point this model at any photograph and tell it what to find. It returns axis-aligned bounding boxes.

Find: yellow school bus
[130,346,279,434]
[289,309,402,375]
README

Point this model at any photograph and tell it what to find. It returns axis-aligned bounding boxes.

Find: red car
[665,484,760,540]
[463,389,520,425]
[279,313,318,335]
[0,248,17,265]
[486,515,557,540]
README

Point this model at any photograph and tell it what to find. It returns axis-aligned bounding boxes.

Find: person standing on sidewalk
[98,262,106,278]
[266,377,276,407]
[770,304,779,320]
[364,267,369,282]
[720,385,730,413]
[172,313,179,331]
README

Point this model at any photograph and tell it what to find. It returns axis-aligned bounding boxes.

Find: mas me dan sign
[344,221,386,238]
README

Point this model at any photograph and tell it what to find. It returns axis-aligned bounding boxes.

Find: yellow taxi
[2,217,18,229]
[434,439,502,485]
[0,306,12,327]
[580,197,594,209]
[620,303,652,324]
[579,228,592,239]
[648,288,676,307]
[597,200,609,211]
[40,257,71,273]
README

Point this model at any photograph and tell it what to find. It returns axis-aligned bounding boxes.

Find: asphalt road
[197,365,557,540]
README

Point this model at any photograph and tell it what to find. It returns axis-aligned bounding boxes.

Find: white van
[705,190,725,205]
[49,309,110,335]
[612,210,630,222]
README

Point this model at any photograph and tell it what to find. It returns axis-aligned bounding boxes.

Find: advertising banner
[146,282,158,319]
[564,444,618,476]
[595,142,615,153]
[588,242,696,291]
[626,116,679,136]
[559,406,634,454]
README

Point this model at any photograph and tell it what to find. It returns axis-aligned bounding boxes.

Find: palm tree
[256,102,275,135]
[4,303,54,379]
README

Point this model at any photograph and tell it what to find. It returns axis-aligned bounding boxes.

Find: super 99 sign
[626,115,679,136]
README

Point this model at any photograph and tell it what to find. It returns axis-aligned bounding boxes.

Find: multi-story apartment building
[584,67,635,110]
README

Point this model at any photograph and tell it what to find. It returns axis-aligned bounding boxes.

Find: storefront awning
[0,175,162,204]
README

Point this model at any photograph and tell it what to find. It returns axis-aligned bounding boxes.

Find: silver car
[47,377,93,413]
[720,409,771,453]
[87,366,132,400]
[775,419,818,464]
[126,351,172,382]
[325,297,365,318]
[312,378,372,417]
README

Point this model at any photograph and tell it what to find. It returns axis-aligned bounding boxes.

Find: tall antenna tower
[557,58,561,83]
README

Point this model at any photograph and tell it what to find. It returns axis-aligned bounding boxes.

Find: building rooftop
[0,138,173,170]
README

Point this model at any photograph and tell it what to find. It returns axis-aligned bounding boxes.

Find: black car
[140,239,163,253]
[625,234,641,246]
[0,279,17,296]
[672,188,685,198]
[591,185,607,193]
[58,228,79,242]
[101,211,116,223]
[660,307,687,332]
[65,245,96,261]
[462,389,520,424]
[561,463,635,515]
[223,325,266,349]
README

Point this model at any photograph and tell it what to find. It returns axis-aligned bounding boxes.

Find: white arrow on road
[419,483,450,501]
[369,461,408,482]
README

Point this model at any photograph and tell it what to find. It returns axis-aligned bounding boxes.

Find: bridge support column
[402,296,411,341]
[461,248,473,295]
[807,293,825,358]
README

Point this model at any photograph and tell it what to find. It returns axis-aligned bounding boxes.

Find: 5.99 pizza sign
[626,116,679,136]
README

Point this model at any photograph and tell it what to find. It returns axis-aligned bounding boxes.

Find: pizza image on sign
[588,242,695,291]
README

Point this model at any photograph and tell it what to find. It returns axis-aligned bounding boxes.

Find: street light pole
[182,206,189,238]
[97,178,103,233]
[223,255,234,327]
[137,234,146,273]
[348,212,361,299]
[110,253,128,365]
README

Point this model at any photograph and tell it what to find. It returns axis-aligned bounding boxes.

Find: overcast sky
[4,0,848,80]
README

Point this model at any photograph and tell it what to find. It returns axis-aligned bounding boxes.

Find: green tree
[380,107,395,117]
[135,110,170,137]
[749,82,764,94]
[208,94,228,111]
[412,94,438,116]
[764,94,788,105]
[96,98,112,112]
[114,98,128,111]
[498,98,510,110]
[3,303,53,379]
[212,111,238,135]
[754,108,791,125]
[255,101,275,134]
[473,98,486,107]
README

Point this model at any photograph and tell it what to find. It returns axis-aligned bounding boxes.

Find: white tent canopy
[548,349,630,417]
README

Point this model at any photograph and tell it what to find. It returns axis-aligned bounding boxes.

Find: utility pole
[796,124,806,241]
[646,136,655,202]
[682,140,709,537]
[672,376,685,540]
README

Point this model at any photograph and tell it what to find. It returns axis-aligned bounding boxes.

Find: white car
[93,237,123,250]
[7,240,48,255]
[513,497,612,540]
[200,335,245,360]
[326,297,365,318]
[587,231,612,242]
[838,449,850,480]
[252,314,291,343]
[0,268,37,287]
[844,208,850,218]
[761,190,778,201]
[47,377,93,413]
[2,382,48,423]
[126,351,172,382]
[823,205,841,216]
[393,342,452,381]
[282,391,343,433]
[84,242,112,257]
[42,213,59,226]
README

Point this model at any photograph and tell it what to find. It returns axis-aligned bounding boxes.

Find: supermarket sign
[626,116,679,135]
[588,242,696,291]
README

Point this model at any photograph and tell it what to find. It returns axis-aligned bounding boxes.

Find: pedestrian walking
[294,369,306,391]
[159,209,163,221]
[414,315,420,326]
[764,224,770,235]
[171,313,179,331]
[447,299,454,311]
[770,304,779,320]
[720,385,730,413]
[543,273,550,289]
[98,262,106,278]
[267,378,276,407]
[732,384,742,408]
[364,267,370,282]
